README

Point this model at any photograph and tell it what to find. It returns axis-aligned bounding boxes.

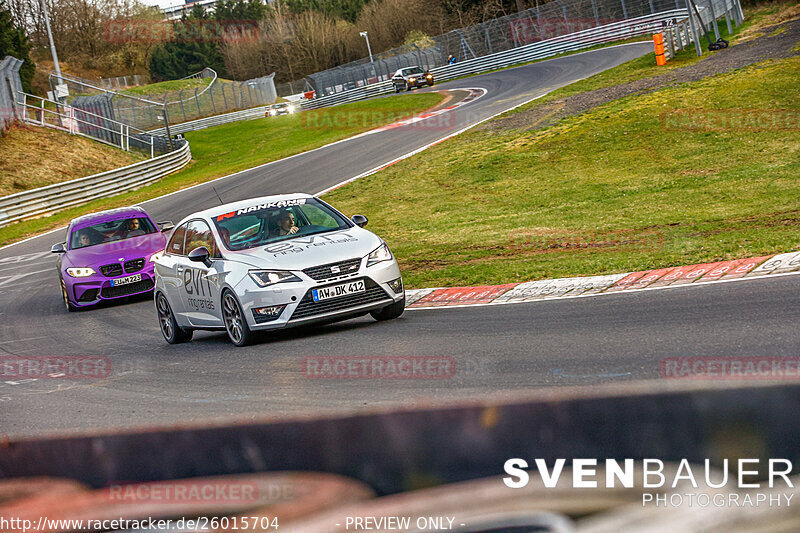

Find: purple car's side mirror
[51,243,66,253]
[158,221,175,232]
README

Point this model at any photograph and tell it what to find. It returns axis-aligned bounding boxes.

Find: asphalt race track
[4,42,799,438]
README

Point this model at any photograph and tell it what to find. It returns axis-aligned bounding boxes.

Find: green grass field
[0,92,444,246]
[324,55,800,288]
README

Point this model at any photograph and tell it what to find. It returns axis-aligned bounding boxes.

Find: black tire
[156,292,192,344]
[406,82,412,92]
[427,81,434,87]
[61,279,78,312]
[222,290,254,347]
[371,297,405,321]
[394,85,401,93]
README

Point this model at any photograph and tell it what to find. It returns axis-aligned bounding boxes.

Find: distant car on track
[266,102,296,117]
[152,193,405,347]
[51,207,173,311]
[392,66,434,92]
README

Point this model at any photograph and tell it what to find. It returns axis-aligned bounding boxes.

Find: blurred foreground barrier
[282,463,722,532]
[1,382,798,495]
[0,477,88,506]
[0,472,373,532]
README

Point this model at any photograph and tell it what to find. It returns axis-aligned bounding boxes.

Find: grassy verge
[324,55,800,288]
[0,124,144,197]
[0,92,444,246]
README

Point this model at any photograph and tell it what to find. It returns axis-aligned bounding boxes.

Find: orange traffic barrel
[654,33,667,66]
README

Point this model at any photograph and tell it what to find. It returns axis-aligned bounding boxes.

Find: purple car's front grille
[100,263,123,277]
[124,258,145,273]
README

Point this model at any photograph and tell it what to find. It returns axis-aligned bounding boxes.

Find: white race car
[152,194,404,346]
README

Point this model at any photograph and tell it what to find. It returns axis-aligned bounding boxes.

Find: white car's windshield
[213,198,351,251]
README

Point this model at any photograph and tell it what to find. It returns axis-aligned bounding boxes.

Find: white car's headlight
[366,243,393,267]
[409,77,416,82]
[249,270,301,287]
[66,267,96,277]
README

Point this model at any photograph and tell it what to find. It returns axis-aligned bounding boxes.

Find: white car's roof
[189,193,315,222]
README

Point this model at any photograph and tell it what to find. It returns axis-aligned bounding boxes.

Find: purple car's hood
[65,233,166,266]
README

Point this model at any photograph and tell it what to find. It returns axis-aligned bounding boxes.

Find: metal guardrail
[148,105,271,135]
[663,0,741,59]
[17,92,169,156]
[0,141,191,228]
[301,10,688,111]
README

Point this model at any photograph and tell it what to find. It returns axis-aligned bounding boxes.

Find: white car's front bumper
[235,259,403,331]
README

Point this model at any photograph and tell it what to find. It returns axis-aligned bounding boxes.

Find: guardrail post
[178,90,187,121]
[707,0,720,41]
[686,0,703,56]
[620,0,628,20]
[722,0,733,32]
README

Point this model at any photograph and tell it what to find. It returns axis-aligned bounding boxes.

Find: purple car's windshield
[69,217,157,249]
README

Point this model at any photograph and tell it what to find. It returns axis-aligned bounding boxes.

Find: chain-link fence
[308,0,686,96]
[100,74,149,91]
[275,78,314,98]
[52,69,277,132]
[0,56,23,133]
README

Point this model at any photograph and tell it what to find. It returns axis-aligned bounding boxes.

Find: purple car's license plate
[110,274,141,287]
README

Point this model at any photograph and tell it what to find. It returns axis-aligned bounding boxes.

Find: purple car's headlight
[66,267,96,277]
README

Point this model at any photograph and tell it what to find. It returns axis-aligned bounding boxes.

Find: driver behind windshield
[273,210,299,236]
[114,218,146,239]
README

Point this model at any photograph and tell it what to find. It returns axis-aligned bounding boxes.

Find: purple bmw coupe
[51,206,173,311]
